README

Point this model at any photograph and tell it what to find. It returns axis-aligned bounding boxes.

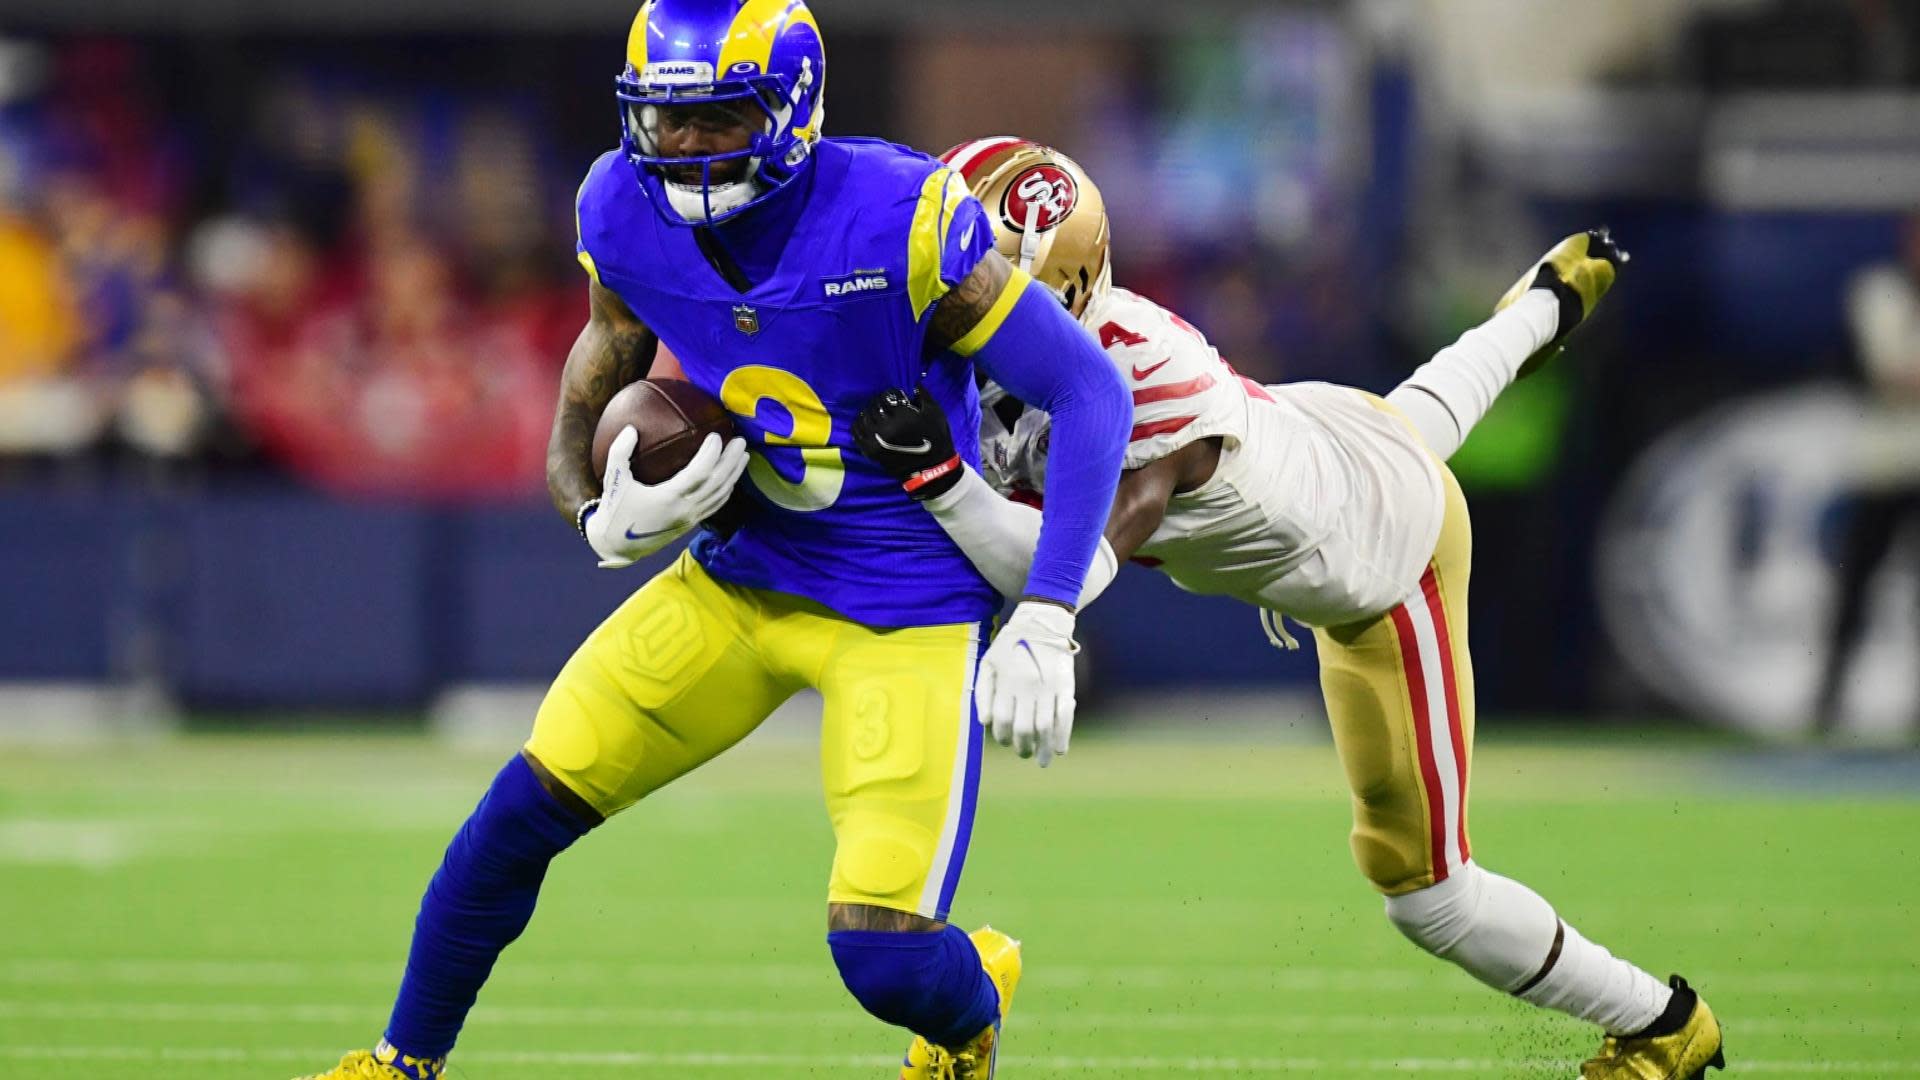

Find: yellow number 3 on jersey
[719,365,846,512]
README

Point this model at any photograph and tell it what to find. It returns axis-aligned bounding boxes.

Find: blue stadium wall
[0,485,1317,709]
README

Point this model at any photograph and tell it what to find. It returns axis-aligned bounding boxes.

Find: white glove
[584,427,749,568]
[976,600,1079,767]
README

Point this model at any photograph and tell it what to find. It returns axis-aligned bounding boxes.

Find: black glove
[852,386,963,501]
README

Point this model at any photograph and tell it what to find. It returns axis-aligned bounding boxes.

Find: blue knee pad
[828,926,1000,1048]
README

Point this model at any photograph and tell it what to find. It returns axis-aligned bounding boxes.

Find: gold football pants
[525,552,986,919]
[1313,461,1475,895]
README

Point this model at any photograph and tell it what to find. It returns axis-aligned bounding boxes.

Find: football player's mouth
[664,161,747,187]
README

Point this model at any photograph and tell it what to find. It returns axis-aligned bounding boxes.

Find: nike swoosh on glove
[585,427,749,568]
[976,600,1080,767]
[852,387,964,501]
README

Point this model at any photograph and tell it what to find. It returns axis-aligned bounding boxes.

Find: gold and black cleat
[1580,975,1725,1080]
[1496,226,1630,378]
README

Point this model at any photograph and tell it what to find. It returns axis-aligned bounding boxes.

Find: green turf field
[1,729,1916,1078]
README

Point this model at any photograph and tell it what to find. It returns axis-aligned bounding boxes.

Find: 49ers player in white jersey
[852,138,1726,1080]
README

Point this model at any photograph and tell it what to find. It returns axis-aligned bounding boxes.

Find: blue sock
[828,925,1001,1048]
[382,753,593,1061]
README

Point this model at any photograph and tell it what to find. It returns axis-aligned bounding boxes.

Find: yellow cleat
[1580,976,1725,1080]
[292,1044,445,1080]
[899,926,1023,1080]
[1495,227,1630,377]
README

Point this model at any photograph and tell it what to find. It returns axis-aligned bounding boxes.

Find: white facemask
[664,163,763,222]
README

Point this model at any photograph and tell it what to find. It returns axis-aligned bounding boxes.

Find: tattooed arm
[924,246,1014,355]
[546,277,660,521]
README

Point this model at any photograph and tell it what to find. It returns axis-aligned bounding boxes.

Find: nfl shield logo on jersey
[733,303,760,337]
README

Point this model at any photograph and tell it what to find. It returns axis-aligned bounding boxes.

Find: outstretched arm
[1098,438,1218,561]
[919,437,1214,606]
[926,252,1132,609]
[862,251,1129,766]
[546,278,659,521]
[919,468,1120,607]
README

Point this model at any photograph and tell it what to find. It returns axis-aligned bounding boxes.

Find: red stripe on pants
[1422,568,1471,864]
[1389,585,1451,885]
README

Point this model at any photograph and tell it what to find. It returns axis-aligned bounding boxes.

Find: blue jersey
[576,138,1001,628]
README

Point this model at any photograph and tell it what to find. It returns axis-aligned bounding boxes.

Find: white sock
[1385,290,1561,459]
[1385,862,1672,1035]
[1520,913,1672,1036]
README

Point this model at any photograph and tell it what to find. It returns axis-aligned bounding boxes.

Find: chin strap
[1017,196,1042,272]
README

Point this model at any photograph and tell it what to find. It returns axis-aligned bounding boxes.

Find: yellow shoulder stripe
[574,194,601,284]
[907,168,974,321]
[950,267,1033,357]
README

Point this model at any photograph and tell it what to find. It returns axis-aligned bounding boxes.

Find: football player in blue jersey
[292,3,1131,1079]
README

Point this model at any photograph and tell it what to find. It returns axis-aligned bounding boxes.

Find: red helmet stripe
[939,136,1015,169]
[941,136,1031,182]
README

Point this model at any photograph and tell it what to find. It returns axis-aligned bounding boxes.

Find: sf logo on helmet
[1003,165,1078,233]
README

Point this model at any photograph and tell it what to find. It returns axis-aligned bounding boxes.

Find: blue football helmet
[616,0,826,226]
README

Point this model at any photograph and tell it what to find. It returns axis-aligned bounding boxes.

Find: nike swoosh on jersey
[959,221,977,250]
[1132,358,1173,380]
[870,433,934,455]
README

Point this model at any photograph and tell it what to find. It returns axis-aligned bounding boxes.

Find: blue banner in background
[0,483,1320,709]
[0,490,135,682]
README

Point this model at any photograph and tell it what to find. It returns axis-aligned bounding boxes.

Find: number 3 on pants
[720,365,846,512]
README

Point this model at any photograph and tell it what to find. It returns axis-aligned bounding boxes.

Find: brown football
[591,378,736,484]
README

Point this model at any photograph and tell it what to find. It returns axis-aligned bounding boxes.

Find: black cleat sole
[1683,1044,1727,1079]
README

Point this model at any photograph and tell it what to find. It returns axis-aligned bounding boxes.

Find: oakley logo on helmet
[642,60,716,86]
[1003,165,1077,233]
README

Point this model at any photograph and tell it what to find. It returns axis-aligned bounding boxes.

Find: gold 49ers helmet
[939,137,1111,323]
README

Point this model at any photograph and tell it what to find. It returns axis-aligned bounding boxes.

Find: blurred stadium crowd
[0,28,1375,498]
[6,1,1914,496]
[0,38,584,495]
[5,0,1920,730]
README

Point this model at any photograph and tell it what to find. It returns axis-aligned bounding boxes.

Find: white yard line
[3,1045,1919,1074]
[0,998,1909,1038]
[2,958,1912,994]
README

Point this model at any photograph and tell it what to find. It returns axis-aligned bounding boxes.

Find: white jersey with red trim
[978,286,1446,626]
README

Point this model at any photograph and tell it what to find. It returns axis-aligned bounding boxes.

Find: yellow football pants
[1313,459,1475,896]
[525,551,986,919]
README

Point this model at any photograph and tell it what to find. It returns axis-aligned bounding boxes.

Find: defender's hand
[584,428,749,568]
[853,387,963,501]
[976,600,1079,767]
[1497,227,1630,377]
